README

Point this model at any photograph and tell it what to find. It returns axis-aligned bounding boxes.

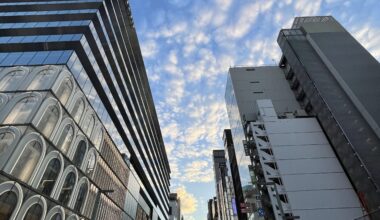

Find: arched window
[11,140,42,183]
[72,141,86,168]
[0,70,26,91]
[3,96,38,124]
[50,213,63,220]
[85,151,96,176]
[0,131,15,161]
[0,191,18,219]
[71,98,85,123]
[56,78,73,106]
[56,124,74,154]
[23,203,43,220]
[0,94,7,109]
[28,69,55,90]
[37,104,59,138]
[37,158,61,196]
[93,127,103,149]
[82,114,94,137]
[73,183,88,213]
[58,172,75,206]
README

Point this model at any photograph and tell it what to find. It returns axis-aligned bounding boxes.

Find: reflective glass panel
[11,140,42,182]
[0,191,17,219]
[37,158,61,196]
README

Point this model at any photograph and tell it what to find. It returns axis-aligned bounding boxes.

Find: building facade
[0,0,170,219]
[168,193,180,220]
[223,129,246,220]
[277,16,380,219]
[225,66,363,219]
[212,150,238,220]
[207,197,218,220]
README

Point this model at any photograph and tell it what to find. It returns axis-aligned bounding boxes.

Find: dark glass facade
[0,0,170,219]
[278,16,380,219]
[223,129,246,220]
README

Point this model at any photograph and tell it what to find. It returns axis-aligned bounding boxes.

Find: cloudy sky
[129,0,380,219]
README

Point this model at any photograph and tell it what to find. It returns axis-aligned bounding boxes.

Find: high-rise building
[223,129,246,220]
[225,66,363,219]
[277,16,380,219]
[168,193,181,220]
[212,150,238,220]
[207,197,218,220]
[0,0,170,219]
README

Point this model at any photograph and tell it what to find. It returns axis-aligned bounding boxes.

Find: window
[72,141,86,167]
[93,127,102,149]
[82,114,94,137]
[0,191,17,219]
[56,78,73,105]
[11,140,42,183]
[28,69,55,90]
[23,203,43,220]
[73,182,87,213]
[37,104,59,138]
[37,158,61,196]
[58,172,75,206]
[50,213,62,220]
[4,96,37,124]
[71,98,84,122]
[0,132,14,161]
[85,151,96,176]
[57,124,74,154]
[0,70,25,91]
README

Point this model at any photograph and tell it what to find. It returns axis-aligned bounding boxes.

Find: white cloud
[181,160,214,183]
[352,25,380,60]
[294,0,322,16]
[140,40,158,58]
[174,185,198,214]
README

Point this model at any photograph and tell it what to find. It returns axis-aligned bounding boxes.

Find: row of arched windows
[0,66,64,92]
[0,181,81,220]
[0,67,104,150]
[0,127,94,216]
[0,65,125,219]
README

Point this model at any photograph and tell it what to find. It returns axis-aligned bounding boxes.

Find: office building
[223,129,246,220]
[207,197,218,220]
[225,66,363,219]
[0,0,170,219]
[277,16,380,219]
[168,193,180,220]
[212,150,238,220]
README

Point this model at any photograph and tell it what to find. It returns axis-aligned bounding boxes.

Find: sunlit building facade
[0,0,170,220]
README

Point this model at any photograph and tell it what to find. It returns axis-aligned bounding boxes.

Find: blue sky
[129,0,380,219]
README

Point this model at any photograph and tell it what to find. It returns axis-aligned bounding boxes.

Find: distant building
[212,150,238,220]
[169,193,181,220]
[223,129,246,220]
[207,197,218,220]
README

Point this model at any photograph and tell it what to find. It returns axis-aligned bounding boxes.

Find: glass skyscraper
[0,0,170,219]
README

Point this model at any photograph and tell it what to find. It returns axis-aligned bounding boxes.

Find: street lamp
[91,189,114,220]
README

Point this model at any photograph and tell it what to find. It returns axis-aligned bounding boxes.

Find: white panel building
[246,99,363,219]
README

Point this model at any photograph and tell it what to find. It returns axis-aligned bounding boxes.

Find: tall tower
[0,0,170,219]
[278,16,380,219]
